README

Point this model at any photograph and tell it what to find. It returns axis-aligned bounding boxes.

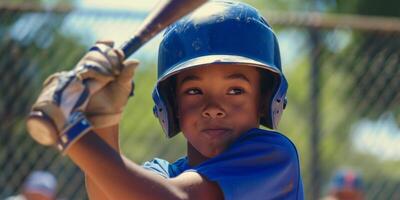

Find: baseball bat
[26,0,208,146]
[121,0,208,57]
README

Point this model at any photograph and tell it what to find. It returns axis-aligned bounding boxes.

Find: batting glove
[84,59,139,129]
[27,41,125,151]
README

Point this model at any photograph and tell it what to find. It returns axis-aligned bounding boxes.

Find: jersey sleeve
[142,158,171,178]
[142,157,189,178]
[190,128,304,200]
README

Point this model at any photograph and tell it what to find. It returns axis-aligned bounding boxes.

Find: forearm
[85,126,120,200]
[67,132,187,200]
[86,176,109,200]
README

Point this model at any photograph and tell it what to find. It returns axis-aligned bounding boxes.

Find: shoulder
[192,128,304,199]
[230,128,300,162]
[235,128,302,181]
[238,128,296,147]
[197,128,301,170]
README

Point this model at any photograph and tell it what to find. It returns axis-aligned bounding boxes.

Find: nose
[202,101,226,119]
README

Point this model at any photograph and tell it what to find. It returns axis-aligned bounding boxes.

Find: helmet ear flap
[258,69,288,129]
[152,89,170,136]
[283,97,288,110]
[271,76,288,129]
[153,77,181,138]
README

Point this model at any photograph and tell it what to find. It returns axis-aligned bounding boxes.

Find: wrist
[58,112,93,154]
[93,125,120,152]
[87,112,122,129]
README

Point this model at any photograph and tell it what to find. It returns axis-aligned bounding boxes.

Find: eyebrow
[179,75,201,85]
[179,72,251,85]
[225,73,251,83]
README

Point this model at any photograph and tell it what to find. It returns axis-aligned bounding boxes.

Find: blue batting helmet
[152,0,288,138]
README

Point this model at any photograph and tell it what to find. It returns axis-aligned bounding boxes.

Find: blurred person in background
[6,171,58,200]
[321,169,364,200]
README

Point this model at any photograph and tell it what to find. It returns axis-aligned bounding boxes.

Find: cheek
[177,97,202,126]
[230,94,260,111]
[228,96,260,122]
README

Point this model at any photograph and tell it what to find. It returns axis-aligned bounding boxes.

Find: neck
[186,142,209,167]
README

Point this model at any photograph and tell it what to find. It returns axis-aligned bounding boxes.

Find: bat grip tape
[121,36,143,58]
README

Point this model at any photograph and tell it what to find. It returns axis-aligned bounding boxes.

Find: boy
[27,1,304,199]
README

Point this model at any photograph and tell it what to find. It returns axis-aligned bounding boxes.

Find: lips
[201,128,232,139]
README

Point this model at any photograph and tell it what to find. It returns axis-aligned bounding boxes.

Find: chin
[203,147,226,158]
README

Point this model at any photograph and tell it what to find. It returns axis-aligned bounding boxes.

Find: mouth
[201,128,232,139]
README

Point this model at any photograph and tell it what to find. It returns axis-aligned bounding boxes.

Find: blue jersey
[142,128,304,200]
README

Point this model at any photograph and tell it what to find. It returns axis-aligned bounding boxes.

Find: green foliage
[246,0,400,16]
[0,0,41,5]
[244,0,312,11]
[336,0,400,17]
[0,0,72,6]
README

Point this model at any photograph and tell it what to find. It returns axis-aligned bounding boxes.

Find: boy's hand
[27,41,125,147]
[74,41,124,85]
[85,59,139,129]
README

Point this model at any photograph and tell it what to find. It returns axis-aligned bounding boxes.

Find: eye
[227,87,245,95]
[185,88,202,95]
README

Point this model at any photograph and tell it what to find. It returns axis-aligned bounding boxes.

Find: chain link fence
[1,3,399,200]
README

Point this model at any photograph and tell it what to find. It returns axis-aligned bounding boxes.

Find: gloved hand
[84,58,139,129]
[26,41,125,150]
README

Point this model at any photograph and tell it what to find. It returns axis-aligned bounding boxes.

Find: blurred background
[0,0,399,199]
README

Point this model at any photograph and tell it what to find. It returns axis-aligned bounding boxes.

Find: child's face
[176,64,262,158]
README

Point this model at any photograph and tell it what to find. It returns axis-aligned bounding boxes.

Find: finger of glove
[85,84,126,128]
[117,60,139,84]
[75,50,121,83]
[112,60,139,95]
[93,40,126,62]
[86,78,109,96]
[95,40,114,48]
[76,66,114,84]
[92,43,125,75]
[93,41,127,62]
[77,43,124,78]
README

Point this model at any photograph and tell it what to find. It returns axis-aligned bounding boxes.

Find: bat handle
[26,111,59,146]
[120,36,143,59]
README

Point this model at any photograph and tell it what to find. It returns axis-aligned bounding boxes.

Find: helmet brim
[158,54,282,82]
